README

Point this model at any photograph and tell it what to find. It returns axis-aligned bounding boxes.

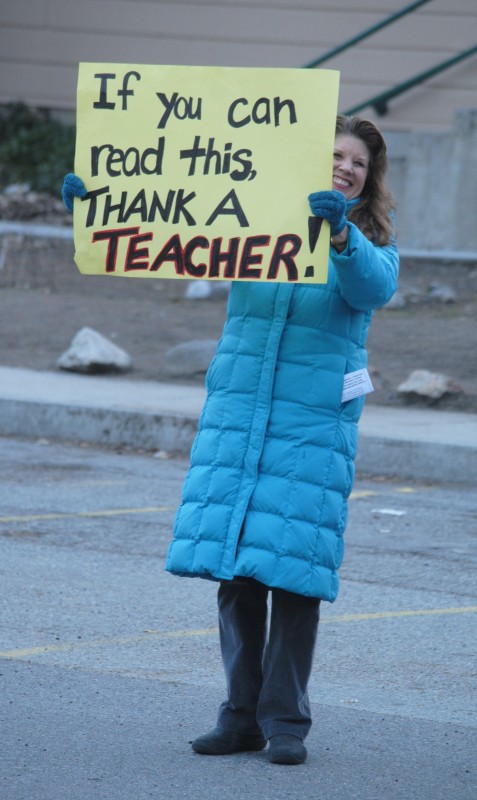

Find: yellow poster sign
[73,63,339,284]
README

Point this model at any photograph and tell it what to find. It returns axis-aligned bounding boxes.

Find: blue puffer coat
[166,221,399,601]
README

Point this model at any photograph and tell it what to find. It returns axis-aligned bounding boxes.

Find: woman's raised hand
[61,173,87,213]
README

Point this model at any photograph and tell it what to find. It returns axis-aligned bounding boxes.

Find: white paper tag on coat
[341,369,374,403]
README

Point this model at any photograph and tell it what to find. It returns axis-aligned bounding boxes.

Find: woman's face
[332,134,370,200]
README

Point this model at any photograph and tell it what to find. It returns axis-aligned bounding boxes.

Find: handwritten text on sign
[73,64,339,283]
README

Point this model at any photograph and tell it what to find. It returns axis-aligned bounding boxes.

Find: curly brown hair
[335,115,396,246]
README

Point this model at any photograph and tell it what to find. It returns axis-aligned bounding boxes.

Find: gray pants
[216,576,321,741]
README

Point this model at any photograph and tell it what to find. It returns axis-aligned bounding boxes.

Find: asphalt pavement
[0,364,476,484]
[0,436,475,800]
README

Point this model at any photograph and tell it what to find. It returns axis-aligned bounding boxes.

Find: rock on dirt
[1,190,477,413]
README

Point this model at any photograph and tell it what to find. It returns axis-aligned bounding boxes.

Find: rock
[0,187,71,225]
[367,365,383,389]
[57,327,132,373]
[383,290,406,309]
[4,183,31,195]
[399,283,424,303]
[185,280,212,300]
[153,449,173,460]
[185,280,231,301]
[162,339,217,378]
[428,282,457,303]
[398,369,464,400]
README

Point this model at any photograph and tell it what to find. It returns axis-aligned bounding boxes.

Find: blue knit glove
[308,190,347,236]
[61,173,87,213]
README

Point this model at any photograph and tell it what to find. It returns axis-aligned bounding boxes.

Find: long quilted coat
[166,221,399,601]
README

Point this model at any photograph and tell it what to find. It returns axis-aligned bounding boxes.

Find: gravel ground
[1,192,476,413]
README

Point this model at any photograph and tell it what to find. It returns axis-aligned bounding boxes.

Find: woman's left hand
[308,190,347,236]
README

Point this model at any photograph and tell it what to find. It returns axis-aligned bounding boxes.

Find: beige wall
[0,0,476,132]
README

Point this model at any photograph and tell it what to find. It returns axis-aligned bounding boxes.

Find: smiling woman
[165,115,399,764]
[328,114,396,249]
[60,113,400,766]
[332,135,369,200]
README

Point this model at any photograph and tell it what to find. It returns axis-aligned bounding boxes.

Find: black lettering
[156,92,202,129]
[156,91,178,129]
[107,148,124,176]
[84,186,110,227]
[123,190,148,223]
[184,236,209,277]
[203,138,222,175]
[230,149,254,182]
[172,189,197,225]
[103,191,127,225]
[210,237,240,278]
[238,235,270,279]
[251,98,271,125]
[91,138,165,177]
[274,96,297,125]
[228,98,249,128]
[91,144,113,176]
[92,227,140,272]
[206,190,249,227]
[222,143,233,174]
[141,137,165,175]
[93,73,116,110]
[147,189,175,223]
[174,96,189,119]
[150,234,184,274]
[123,147,141,177]
[85,187,196,227]
[267,234,301,281]
[125,231,152,271]
[227,95,297,128]
[117,71,140,111]
[188,96,202,120]
[180,135,206,176]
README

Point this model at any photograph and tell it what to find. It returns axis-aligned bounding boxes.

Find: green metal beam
[344,44,477,116]
[304,0,433,70]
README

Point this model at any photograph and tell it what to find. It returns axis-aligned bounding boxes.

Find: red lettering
[150,233,184,274]
[91,229,304,281]
[267,234,301,281]
[125,231,153,271]
[210,237,240,278]
[92,227,140,272]
[238,235,270,279]
[184,236,208,277]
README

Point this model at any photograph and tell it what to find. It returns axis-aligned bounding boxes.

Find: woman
[165,114,398,765]
[62,114,398,766]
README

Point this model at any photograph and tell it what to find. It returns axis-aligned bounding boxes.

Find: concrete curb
[0,367,476,485]
[0,398,199,454]
[355,435,477,485]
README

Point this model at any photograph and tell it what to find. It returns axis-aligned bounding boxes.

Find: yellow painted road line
[1,607,476,661]
[320,606,477,623]
[349,486,419,500]
[0,507,172,524]
[0,485,420,523]
[0,627,219,659]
